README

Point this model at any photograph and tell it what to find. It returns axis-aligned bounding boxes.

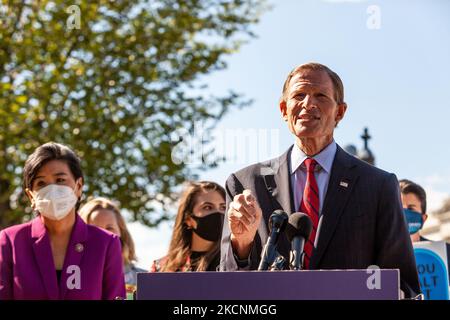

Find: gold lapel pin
[75,243,84,253]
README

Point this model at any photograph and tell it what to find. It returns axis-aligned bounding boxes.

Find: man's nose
[302,95,317,110]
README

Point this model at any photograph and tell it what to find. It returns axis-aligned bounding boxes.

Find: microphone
[285,212,313,270]
[258,210,288,271]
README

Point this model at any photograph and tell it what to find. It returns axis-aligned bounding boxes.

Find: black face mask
[191,212,224,242]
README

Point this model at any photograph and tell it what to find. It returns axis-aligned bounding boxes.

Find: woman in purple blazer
[0,142,126,300]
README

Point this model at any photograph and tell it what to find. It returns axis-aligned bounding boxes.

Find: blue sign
[414,248,449,300]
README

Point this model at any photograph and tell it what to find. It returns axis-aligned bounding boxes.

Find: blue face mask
[403,208,424,234]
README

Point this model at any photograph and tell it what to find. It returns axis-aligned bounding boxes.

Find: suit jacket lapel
[309,145,359,269]
[260,146,294,257]
[31,217,59,300]
[263,146,294,219]
[59,214,87,299]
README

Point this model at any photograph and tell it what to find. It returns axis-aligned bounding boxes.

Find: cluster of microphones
[258,210,313,271]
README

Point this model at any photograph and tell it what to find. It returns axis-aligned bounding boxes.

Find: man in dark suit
[219,62,421,298]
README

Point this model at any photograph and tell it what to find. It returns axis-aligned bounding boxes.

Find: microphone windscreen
[285,212,313,242]
[269,209,289,232]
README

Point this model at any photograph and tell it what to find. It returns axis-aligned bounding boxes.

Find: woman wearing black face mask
[150,181,225,272]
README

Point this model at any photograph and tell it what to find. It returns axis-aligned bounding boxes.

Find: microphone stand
[269,253,286,271]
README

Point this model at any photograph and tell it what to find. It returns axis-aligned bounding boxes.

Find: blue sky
[131,0,450,268]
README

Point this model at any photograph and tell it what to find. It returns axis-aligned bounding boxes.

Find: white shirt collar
[290,140,337,175]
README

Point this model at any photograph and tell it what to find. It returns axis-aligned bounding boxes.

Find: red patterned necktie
[299,158,319,269]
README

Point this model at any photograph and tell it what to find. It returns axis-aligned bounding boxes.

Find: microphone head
[285,212,313,242]
[269,210,289,233]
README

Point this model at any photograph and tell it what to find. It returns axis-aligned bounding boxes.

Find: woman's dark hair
[399,179,427,214]
[162,181,225,272]
[23,142,84,211]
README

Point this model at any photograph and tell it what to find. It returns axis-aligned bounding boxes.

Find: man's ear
[423,214,428,224]
[335,102,348,125]
[279,100,288,121]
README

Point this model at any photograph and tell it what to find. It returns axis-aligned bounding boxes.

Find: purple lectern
[136,269,400,300]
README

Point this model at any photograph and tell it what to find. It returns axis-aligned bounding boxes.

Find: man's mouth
[298,114,320,121]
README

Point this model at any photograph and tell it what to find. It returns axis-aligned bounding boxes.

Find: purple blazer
[0,214,126,300]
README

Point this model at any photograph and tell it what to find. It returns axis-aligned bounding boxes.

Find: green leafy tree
[0,0,265,228]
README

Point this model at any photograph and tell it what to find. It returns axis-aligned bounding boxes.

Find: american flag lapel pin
[340,181,349,188]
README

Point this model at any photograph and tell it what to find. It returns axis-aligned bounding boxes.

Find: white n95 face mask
[34,184,78,221]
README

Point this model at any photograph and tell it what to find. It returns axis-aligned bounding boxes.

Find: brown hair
[399,179,427,214]
[280,62,345,104]
[79,197,137,265]
[23,142,84,211]
[162,181,225,272]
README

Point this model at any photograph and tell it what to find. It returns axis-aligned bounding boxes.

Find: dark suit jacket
[220,144,421,297]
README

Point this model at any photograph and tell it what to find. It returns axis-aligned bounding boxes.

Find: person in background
[151,181,225,272]
[399,179,429,243]
[0,142,125,300]
[399,179,450,283]
[80,197,145,299]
